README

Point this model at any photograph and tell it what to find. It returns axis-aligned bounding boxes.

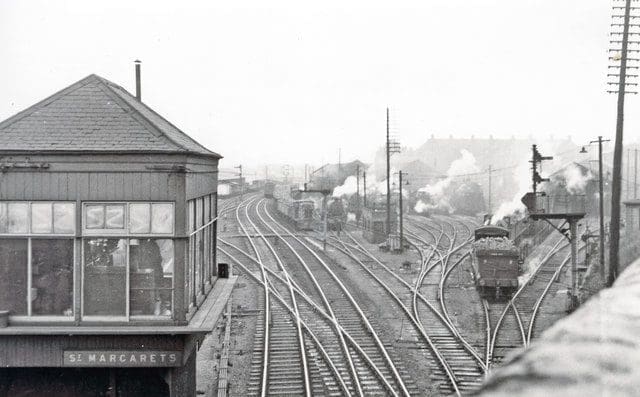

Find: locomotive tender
[471,225,520,299]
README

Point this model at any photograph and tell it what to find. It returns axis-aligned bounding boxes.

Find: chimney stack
[134,60,141,101]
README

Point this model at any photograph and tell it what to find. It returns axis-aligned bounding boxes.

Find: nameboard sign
[64,351,182,367]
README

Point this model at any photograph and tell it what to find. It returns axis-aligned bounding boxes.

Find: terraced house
[0,72,234,396]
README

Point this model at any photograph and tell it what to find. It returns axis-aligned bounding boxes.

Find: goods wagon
[273,184,315,230]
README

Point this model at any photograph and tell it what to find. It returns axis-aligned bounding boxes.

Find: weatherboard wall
[0,152,218,323]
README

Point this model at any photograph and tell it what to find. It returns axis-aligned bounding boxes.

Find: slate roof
[0,74,221,158]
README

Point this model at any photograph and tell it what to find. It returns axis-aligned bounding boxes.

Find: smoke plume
[415,149,479,214]
[555,163,593,194]
[332,175,358,197]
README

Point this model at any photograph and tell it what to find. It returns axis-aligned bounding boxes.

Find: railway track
[404,216,486,394]
[486,228,588,366]
[327,215,487,395]
[259,200,412,396]
[220,197,415,396]
[219,246,351,396]
[235,197,309,396]
[219,194,584,395]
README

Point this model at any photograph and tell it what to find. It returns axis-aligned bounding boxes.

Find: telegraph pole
[386,108,391,236]
[385,108,401,236]
[628,149,632,199]
[235,165,243,201]
[590,136,611,280]
[398,171,406,252]
[608,0,637,286]
[635,148,638,198]
[363,171,367,208]
[356,165,361,225]
[488,165,493,214]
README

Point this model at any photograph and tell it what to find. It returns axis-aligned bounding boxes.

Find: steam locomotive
[327,198,347,231]
[471,225,521,300]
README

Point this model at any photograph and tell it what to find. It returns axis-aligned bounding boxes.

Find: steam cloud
[556,163,593,194]
[491,142,590,224]
[332,175,358,197]
[415,149,479,214]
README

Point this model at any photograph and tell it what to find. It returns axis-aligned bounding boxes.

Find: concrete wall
[477,256,640,396]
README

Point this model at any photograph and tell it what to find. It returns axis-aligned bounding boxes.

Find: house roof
[0,74,221,158]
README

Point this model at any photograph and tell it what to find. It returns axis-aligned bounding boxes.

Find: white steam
[416,149,479,214]
[491,160,530,224]
[332,175,358,197]
[557,163,593,194]
[491,142,588,224]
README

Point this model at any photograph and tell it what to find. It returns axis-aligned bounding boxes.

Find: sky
[0,0,637,172]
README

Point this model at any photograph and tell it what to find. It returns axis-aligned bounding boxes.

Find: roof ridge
[90,76,184,150]
[0,74,98,131]
[0,73,221,159]
[96,76,215,156]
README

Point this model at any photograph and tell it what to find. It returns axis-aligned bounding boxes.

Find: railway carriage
[471,225,520,300]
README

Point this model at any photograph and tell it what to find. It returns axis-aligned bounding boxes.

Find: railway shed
[0,74,233,396]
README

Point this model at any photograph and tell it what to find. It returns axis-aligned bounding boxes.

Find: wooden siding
[0,153,218,325]
[0,171,181,201]
[185,159,218,200]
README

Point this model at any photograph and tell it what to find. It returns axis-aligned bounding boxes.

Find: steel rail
[256,201,365,396]
[526,245,586,345]
[342,230,486,371]
[263,205,411,397]
[406,219,487,370]
[242,199,312,397]
[488,236,567,365]
[482,300,492,369]
[218,240,400,397]
[406,226,445,333]
[328,234,466,396]
[218,246,353,397]
[338,231,486,395]
[234,197,271,397]
[440,251,487,365]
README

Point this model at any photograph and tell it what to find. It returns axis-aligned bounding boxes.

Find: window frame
[80,201,176,322]
[82,202,175,237]
[186,194,218,312]
[0,201,76,237]
[0,200,77,321]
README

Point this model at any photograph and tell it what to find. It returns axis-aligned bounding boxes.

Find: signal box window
[83,238,127,317]
[186,194,217,310]
[0,239,28,315]
[32,239,73,316]
[82,202,175,320]
[0,202,75,318]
